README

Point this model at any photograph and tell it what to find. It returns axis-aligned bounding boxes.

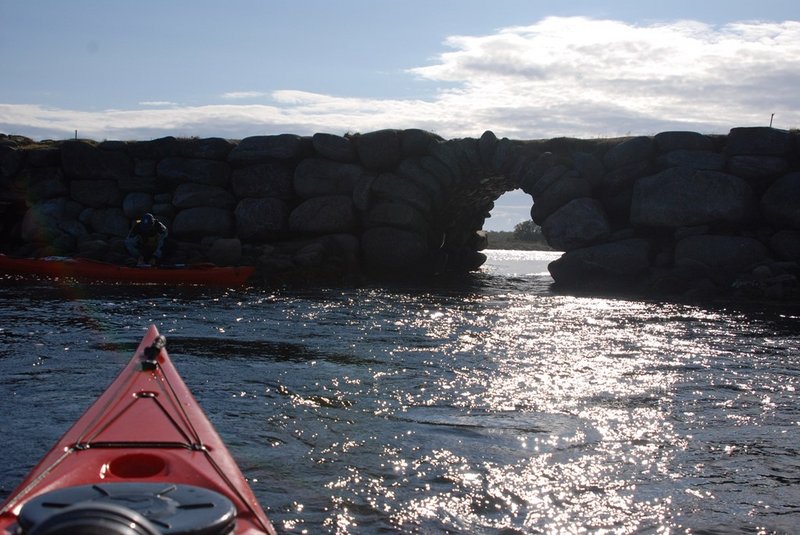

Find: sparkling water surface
[1,250,798,534]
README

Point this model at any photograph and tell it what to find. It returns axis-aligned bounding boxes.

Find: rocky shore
[0,127,798,301]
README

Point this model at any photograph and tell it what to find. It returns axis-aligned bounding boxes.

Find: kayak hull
[0,325,276,535]
[0,255,255,286]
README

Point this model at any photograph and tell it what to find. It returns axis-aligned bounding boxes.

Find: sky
[1,0,798,230]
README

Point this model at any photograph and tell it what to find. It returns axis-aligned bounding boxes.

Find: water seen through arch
[1,250,798,533]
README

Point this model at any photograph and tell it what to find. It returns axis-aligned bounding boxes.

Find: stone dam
[0,127,798,301]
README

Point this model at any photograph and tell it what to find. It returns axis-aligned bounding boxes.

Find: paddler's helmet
[140,213,155,230]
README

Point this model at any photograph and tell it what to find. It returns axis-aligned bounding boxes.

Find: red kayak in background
[0,255,255,286]
[0,325,277,535]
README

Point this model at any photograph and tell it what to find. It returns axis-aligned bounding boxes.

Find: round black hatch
[18,483,236,535]
[26,501,161,535]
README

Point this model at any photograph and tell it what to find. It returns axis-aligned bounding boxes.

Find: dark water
[1,250,799,534]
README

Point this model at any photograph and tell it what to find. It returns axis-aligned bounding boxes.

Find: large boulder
[118,174,159,193]
[531,176,592,224]
[204,237,242,266]
[770,230,800,260]
[354,129,402,171]
[288,195,356,234]
[60,140,132,180]
[604,136,654,170]
[654,131,714,152]
[452,138,483,173]
[361,226,431,275]
[88,207,130,237]
[20,167,67,202]
[541,198,611,251]
[26,147,61,167]
[571,151,605,189]
[370,173,431,214]
[157,157,230,187]
[675,235,768,274]
[352,173,376,212]
[172,207,235,239]
[362,201,428,233]
[429,141,468,179]
[21,198,86,246]
[228,134,309,163]
[401,129,442,157]
[490,137,520,174]
[518,153,558,194]
[760,172,800,228]
[127,136,179,161]
[656,150,725,171]
[176,137,236,160]
[631,167,756,228]
[478,130,499,168]
[727,155,788,179]
[0,145,25,177]
[122,192,154,219]
[311,133,357,162]
[529,164,570,197]
[548,239,652,288]
[726,127,793,156]
[231,162,294,199]
[172,183,236,209]
[601,160,651,191]
[396,159,444,206]
[444,248,486,272]
[234,198,289,241]
[419,155,456,190]
[310,233,362,276]
[70,179,123,207]
[294,158,363,198]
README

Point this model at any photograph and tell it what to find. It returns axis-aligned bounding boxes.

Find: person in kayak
[125,213,169,266]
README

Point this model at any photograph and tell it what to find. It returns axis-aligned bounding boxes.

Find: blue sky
[1,0,798,229]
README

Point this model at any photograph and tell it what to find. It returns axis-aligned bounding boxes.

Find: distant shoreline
[484,230,554,251]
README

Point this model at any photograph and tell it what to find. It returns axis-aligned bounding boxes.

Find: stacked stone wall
[1,126,798,300]
[526,128,800,300]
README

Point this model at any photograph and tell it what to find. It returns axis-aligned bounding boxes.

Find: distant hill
[484,230,554,251]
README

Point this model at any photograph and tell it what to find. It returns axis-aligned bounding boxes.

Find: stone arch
[355,130,614,278]
[360,132,521,276]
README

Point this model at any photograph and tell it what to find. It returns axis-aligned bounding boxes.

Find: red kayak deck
[0,325,276,535]
[0,255,255,286]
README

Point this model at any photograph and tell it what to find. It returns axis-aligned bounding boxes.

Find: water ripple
[2,251,799,533]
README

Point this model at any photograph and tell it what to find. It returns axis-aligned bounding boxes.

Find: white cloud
[220,91,270,100]
[409,17,800,136]
[138,101,178,107]
[2,17,799,141]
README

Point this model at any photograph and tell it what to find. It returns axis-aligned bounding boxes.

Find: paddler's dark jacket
[125,218,168,260]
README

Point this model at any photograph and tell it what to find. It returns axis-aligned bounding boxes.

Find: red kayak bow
[0,325,276,535]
